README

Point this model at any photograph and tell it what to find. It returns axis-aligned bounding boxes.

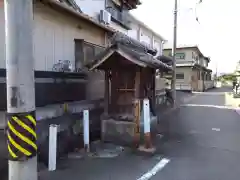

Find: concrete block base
[101,119,135,147]
[136,145,156,156]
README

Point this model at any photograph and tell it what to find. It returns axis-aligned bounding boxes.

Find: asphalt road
[153,87,240,180]
[38,87,240,180]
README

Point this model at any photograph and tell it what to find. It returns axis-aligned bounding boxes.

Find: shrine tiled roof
[87,33,172,71]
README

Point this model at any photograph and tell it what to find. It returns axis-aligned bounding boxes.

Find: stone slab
[101,119,135,147]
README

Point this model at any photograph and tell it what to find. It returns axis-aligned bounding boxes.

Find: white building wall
[139,27,152,46]
[110,21,128,34]
[153,39,162,56]
[75,0,105,19]
[74,0,164,55]
[128,28,138,39]
[127,22,138,39]
[128,14,164,55]
[76,0,129,34]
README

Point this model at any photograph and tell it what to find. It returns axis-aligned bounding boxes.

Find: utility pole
[171,0,178,108]
[4,0,37,180]
[171,0,203,106]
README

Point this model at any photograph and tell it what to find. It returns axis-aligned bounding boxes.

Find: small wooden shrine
[87,33,172,146]
[88,34,172,121]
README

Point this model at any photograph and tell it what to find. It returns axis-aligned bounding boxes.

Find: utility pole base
[9,156,37,180]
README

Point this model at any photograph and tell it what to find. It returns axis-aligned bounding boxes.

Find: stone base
[138,145,156,153]
[134,145,157,156]
[101,119,136,147]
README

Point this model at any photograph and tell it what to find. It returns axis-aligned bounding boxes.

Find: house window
[203,60,208,67]
[192,52,195,59]
[83,43,95,64]
[140,32,151,46]
[83,42,105,64]
[175,53,185,59]
[74,39,105,71]
[196,56,199,63]
[168,52,185,59]
[176,73,184,79]
[106,0,130,29]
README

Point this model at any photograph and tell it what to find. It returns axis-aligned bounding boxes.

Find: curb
[235,108,240,115]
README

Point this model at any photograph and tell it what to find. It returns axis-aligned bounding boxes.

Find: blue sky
[131,0,240,74]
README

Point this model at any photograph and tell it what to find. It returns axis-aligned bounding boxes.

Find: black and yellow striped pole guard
[6,111,37,161]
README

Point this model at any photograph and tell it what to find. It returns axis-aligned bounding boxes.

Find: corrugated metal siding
[33,3,106,71]
[33,3,106,100]
[0,3,107,101]
[0,3,106,71]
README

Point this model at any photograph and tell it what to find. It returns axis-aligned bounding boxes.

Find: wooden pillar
[135,71,141,98]
[110,70,118,114]
[104,70,109,116]
[134,70,141,148]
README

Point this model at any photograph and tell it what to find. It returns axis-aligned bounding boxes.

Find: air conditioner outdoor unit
[99,10,111,24]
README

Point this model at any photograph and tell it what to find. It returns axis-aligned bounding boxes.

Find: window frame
[176,73,184,79]
[74,39,105,71]
[82,41,105,64]
[175,52,185,59]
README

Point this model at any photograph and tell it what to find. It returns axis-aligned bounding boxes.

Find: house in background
[127,14,164,55]
[76,0,169,100]
[76,0,164,56]
[76,0,140,34]
[74,0,142,100]
[163,45,214,92]
[126,14,170,99]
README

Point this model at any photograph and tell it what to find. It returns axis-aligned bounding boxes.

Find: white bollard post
[143,98,152,149]
[83,110,90,152]
[48,124,58,171]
